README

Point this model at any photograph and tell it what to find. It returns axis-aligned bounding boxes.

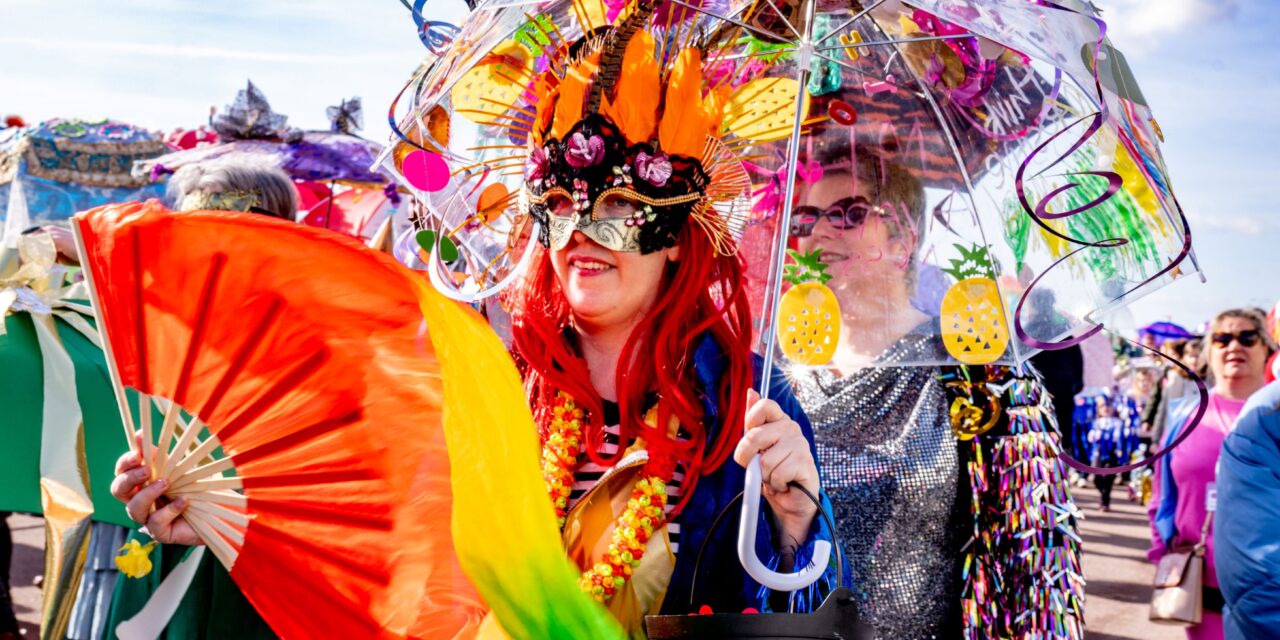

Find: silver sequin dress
[790,331,966,640]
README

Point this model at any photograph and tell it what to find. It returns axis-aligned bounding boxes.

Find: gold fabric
[1,232,102,640]
[178,189,263,214]
[561,441,675,639]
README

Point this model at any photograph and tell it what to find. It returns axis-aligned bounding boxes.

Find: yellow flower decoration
[115,539,158,578]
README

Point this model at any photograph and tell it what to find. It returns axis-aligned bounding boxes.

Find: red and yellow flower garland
[540,391,670,603]
[542,393,585,529]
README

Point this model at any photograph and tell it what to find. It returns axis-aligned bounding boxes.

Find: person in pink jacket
[1149,308,1274,640]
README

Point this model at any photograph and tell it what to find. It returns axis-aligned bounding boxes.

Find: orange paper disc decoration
[477,183,511,223]
[74,201,484,639]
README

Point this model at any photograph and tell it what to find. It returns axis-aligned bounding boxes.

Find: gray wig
[167,159,299,220]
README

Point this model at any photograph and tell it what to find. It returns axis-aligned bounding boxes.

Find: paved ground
[8,513,42,638]
[6,490,1182,639]
[1075,484,1182,640]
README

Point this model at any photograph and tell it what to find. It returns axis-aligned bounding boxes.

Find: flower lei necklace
[541,391,670,603]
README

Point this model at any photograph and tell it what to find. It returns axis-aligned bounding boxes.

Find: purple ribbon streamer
[1009,1,1203,475]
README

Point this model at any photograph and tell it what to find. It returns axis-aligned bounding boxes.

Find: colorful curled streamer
[387,66,435,151]
[399,0,462,53]
[1010,2,1204,476]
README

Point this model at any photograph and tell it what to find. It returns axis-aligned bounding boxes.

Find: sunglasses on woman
[1211,329,1261,348]
[790,196,884,238]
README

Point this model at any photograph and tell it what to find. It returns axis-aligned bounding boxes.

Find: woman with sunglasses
[786,144,1084,639]
[1149,308,1276,640]
[787,154,929,371]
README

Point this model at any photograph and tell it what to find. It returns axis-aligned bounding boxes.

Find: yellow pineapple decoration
[777,249,841,366]
[939,243,1009,365]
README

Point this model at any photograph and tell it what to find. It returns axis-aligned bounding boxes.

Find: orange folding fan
[73,201,485,639]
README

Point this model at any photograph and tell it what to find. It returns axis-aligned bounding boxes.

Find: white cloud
[1185,211,1278,236]
[1098,0,1240,50]
[0,36,404,65]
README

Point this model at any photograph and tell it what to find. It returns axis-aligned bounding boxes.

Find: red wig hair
[506,221,754,515]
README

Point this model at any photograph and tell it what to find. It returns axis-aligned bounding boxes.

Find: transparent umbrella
[379,0,1199,635]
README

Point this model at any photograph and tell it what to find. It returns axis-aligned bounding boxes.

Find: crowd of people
[1,96,1087,640]
[1061,309,1280,638]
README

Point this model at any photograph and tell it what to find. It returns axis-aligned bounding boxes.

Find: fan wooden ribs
[135,392,248,569]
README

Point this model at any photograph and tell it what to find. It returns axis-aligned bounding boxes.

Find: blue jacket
[658,337,842,614]
[1217,382,1280,640]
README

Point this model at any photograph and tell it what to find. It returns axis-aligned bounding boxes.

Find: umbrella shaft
[757,1,819,395]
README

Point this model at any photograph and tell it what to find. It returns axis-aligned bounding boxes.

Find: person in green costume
[99,160,298,639]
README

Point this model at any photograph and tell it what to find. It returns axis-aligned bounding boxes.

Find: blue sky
[1096,0,1279,331]
[1,0,1274,332]
[0,1,469,138]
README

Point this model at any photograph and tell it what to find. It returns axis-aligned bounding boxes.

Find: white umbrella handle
[737,454,832,592]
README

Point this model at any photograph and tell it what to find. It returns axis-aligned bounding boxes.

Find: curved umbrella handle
[737,454,832,592]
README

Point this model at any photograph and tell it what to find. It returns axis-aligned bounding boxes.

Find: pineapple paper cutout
[940,277,1009,365]
[777,249,841,366]
[941,243,996,281]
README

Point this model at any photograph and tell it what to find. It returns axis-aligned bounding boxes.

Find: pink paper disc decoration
[402,149,450,192]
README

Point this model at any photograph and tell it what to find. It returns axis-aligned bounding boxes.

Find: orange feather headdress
[523,0,748,255]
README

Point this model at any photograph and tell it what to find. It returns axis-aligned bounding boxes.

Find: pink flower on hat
[565,132,604,168]
[527,145,550,181]
[635,151,672,187]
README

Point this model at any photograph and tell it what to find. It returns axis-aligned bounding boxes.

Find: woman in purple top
[1149,308,1275,640]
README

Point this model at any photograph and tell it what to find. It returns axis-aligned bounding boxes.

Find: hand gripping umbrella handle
[737,454,832,592]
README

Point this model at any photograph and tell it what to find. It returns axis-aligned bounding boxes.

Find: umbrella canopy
[0,118,166,243]
[297,180,397,239]
[383,0,1196,372]
[137,131,391,190]
[1138,320,1194,345]
[728,0,1197,372]
[135,83,394,190]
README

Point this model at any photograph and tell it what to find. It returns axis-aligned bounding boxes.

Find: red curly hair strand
[506,222,754,516]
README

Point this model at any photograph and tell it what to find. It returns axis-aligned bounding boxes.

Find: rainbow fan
[74,201,622,639]
[74,201,483,638]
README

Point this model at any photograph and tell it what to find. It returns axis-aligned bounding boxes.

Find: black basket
[644,484,873,639]
[645,586,868,639]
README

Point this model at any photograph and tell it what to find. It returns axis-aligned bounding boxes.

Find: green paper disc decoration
[416,229,460,263]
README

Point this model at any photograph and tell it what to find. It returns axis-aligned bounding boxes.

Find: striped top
[567,401,687,553]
